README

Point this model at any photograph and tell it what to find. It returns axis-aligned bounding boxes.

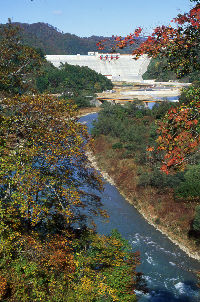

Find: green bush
[36,61,113,95]
[151,101,177,119]
[179,84,200,105]
[193,205,200,232]
[73,96,92,108]
[142,56,200,82]
[137,172,151,187]
[137,168,184,189]
[135,110,144,118]
[142,57,177,81]
[175,165,200,200]
[112,142,123,149]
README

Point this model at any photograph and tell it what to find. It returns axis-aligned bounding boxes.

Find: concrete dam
[46,52,150,82]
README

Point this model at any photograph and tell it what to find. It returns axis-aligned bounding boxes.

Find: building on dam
[46,52,150,82]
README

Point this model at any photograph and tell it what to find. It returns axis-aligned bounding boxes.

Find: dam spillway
[46,52,151,82]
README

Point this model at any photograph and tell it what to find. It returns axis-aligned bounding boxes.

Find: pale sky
[1,0,195,37]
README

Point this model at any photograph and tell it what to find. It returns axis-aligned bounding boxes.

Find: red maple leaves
[96,27,142,52]
[154,99,200,173]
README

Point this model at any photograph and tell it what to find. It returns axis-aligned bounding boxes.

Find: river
[79,113,200,302]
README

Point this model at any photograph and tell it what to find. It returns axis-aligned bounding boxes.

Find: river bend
[79,113,200,302]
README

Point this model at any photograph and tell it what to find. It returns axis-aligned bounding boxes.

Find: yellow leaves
[80,276,93,291]
[157,135,163,143]
[75,274,119,301]
[1,93,106,232]
[0,275,7,299]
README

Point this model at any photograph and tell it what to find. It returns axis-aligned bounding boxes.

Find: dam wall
[46,52,151,82]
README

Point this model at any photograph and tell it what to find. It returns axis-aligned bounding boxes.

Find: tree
[0,94,105,233]
[100,1,200,79]
[193,205,200,232]
[155,98,199,173]
[0,20,43,95]
[0,23,106,231]
[97,1,200,173]
[0,20,142,301]
[175,164,200,199]
[0,228,140,301]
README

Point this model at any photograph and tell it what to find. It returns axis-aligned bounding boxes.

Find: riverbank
[87,138,200,263]
[77,107,100,117]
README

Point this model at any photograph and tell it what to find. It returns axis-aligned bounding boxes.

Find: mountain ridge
[0,22,143,55]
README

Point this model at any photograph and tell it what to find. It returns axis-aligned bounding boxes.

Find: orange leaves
[115,36,122,42]
[161,164,169,174]
[44,235,75,274]
[173,4,200,28]
[96,3,200,78]
[0,276,7,299]
[96,27,143,52]
[155,99,200,173]
[134,27,142,37]
[147,146,154,152]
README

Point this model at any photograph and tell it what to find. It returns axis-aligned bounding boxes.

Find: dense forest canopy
[36,61,113,94]
[35,60,113,107]
[0,20,113,106]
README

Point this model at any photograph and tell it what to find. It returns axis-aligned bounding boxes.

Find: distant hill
[0,22,144,55]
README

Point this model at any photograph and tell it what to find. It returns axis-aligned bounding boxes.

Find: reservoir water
[79,113,200,302]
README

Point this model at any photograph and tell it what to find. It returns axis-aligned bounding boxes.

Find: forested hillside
[143,57,200,82]
[0,21,113,107]
[12,22,99,54]
[0,22,144,55]
[35,61,113,107]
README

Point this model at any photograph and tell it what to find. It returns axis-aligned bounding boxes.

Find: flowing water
[148,96,179,109]
[79,113,200,302]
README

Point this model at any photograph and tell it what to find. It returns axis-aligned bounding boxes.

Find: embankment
[88,136,200,261]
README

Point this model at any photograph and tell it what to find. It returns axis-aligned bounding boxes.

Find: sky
[1,0,195,37]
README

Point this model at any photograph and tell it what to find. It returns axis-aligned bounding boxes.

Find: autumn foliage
[0,94,105,230]
[97,1,200,173]
[156,99,200,173]
[97,3,200,78]
[0,21,43,95]
[0,22,141,301]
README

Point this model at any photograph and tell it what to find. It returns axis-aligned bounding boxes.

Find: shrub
[154,218,160,225]
[175,165,200,200]
[137,172,151,187]
[73,96,92,108]
[193,205,200,232]
[151,101,177,119]
[112,142,123,149]
[179,84,200,105]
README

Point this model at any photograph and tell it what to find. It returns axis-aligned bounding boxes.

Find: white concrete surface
[46,52,151,82]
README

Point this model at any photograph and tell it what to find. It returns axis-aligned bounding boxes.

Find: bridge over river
[96,81,187,107]
[96,97,166,107]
